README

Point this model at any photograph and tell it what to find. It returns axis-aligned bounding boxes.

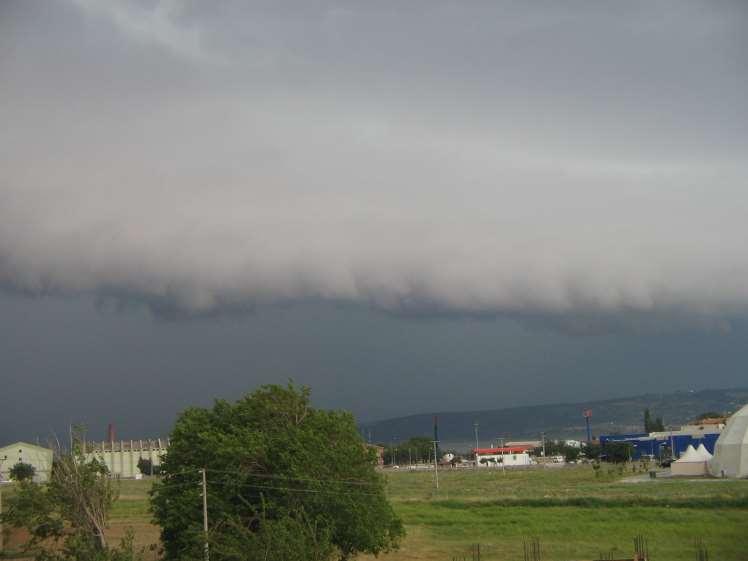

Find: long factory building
[84,438,169,478]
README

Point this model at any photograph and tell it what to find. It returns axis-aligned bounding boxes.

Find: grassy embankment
[4,465,748,560]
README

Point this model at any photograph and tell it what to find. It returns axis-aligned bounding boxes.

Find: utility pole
[541,432,546,460]
[499,437,505,474]
[432,439,439,490]
[433,415,439,489]
[1,485,4,554]
[473,421,479,456]
[201,468,209,561]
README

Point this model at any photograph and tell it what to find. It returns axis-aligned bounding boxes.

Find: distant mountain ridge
[360,388,748,449]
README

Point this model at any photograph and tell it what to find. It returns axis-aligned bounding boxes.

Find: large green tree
[151,384,403,561]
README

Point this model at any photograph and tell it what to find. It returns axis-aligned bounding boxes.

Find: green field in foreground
[6,466,748,561]
[362,466,748,561]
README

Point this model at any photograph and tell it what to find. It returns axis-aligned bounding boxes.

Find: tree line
[380,436,438,465]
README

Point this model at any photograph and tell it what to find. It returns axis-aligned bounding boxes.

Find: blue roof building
[600,424,723,460]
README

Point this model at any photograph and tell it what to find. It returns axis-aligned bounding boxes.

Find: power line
[162,467,380,487]
[205,479,381,497]
[151,475,383,497]
[152,478,382,498]
[149,480,202,491]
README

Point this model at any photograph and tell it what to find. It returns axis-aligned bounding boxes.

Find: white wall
[476,452,533,467]
[84,439,168,479]
[0,442,54,483]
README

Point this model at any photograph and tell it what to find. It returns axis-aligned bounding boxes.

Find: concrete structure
[0,442,53,483]
[474,446,535,467]
[709,403,748,478]
[84,438,168,478]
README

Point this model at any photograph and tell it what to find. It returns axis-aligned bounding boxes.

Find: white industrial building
[474,446,535,467]
[0,441,54,483]
[84,438,169,479]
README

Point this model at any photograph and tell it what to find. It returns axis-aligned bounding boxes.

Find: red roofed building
[474,445,534,455]
[473,445,535,467]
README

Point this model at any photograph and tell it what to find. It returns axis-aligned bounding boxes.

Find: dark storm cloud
[1,0,747,326]
[2,293,747,445]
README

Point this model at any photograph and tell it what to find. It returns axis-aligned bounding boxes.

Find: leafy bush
[10,462,36,481]
[136,457,160,476]
[1,450,144,561]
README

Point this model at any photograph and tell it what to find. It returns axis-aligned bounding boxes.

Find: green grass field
[365,466,748,561]
[4,466,748,560]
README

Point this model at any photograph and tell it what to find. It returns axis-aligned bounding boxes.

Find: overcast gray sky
[1,1,747,442]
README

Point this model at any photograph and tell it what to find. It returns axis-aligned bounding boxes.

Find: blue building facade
[599,432,720,460]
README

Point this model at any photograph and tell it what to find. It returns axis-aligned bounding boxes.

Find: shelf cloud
[1,0,747,328]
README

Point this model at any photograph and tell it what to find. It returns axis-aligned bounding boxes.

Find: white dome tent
[709,403,748,479]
